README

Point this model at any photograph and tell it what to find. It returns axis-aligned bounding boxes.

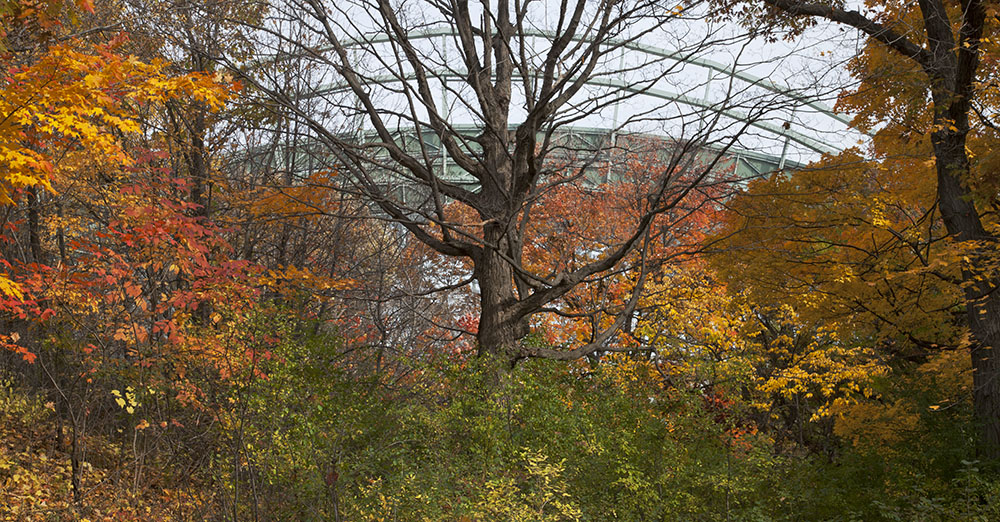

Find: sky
[252,0,872,168]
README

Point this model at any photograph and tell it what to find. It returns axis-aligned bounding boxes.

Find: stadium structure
[241,24,859,207]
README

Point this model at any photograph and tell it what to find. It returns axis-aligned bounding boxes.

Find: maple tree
[712,0,1000,459]
[705,150,958,437]
[0,0,287,511]
[0,36,230,339]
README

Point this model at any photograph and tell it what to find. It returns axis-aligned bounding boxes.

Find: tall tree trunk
[477,223,521,362]
[189,110,209,218]
[476,218,529,365]
[969,292,1000,460]
[933,132,1000,459]
[70,416,82,504]
[26,187,42,263]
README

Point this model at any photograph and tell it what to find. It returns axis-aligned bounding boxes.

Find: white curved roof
[249,2,866,175]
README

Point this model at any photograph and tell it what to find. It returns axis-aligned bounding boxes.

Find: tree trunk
[26,187,42,263]
[970,297,1000,460]
[932,131,1000,460]
[189,110,209,218]
[70,418,82,504]
[476,222,527,364]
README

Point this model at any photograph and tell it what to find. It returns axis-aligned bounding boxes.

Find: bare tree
[222,0,807,366]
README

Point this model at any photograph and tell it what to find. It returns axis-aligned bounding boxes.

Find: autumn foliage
[3,0,1000,519]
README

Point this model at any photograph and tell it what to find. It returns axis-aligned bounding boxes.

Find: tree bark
[922,0,1000,461]
[26,187,42,263]
[188,110,210,218]
[969,285,1000,460]
[933,132,1000,460]
[476,221,527,361]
